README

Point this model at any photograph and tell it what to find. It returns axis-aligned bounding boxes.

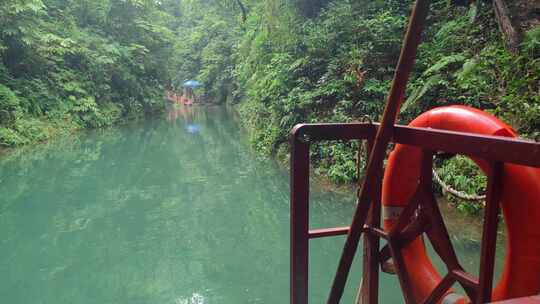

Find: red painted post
[327,1,431,302]
[477,162,503,303]
[360,139,381,304]
[290,126,311,304]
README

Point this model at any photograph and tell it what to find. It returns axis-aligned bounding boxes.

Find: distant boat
[183,98,193,106]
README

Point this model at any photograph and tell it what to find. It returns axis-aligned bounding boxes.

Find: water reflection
[167,105,202,134]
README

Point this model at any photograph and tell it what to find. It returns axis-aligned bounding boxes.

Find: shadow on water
[0,105,505,303]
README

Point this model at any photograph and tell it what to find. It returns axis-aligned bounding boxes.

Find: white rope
[432,168,486,202]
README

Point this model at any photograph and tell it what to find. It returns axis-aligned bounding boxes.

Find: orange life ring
[382,105,540,302]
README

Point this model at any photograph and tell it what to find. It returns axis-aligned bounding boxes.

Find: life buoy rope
[432,167,486,202]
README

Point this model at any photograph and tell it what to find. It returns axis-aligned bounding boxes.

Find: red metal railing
[290,0,540,302]
[290,122,540,304]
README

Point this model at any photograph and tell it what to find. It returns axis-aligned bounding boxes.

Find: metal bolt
[299,133,311,143]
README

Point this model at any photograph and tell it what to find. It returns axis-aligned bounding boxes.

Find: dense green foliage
[0,0,185,146]
[231,1,540,184]
[2,0,539,213]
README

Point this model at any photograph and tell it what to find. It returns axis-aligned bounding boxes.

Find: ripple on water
[174,293,205,304]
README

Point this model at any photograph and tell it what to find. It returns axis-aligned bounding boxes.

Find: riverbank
[0,0,183,149]
[0,104,167,157]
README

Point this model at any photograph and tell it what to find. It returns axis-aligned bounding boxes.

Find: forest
[1,0,539,214]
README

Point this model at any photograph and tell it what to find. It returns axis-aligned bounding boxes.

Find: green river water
[0,105,504,303]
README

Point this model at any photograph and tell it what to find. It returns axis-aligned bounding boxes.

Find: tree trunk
[493,0,522,53]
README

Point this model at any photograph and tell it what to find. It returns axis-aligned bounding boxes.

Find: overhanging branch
[235,0,247,22]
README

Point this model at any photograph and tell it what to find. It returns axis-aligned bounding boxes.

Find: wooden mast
[326,1,431,302]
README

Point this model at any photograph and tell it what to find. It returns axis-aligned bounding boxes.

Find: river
[0,105,505,303]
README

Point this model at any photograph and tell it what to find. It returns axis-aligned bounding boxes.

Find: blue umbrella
[183,80,201,88]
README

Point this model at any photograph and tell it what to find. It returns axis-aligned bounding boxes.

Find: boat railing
[289,122,540,304]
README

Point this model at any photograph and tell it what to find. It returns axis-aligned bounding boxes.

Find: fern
[423,54,466,76]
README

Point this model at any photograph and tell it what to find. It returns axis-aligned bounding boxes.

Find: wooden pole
[327,1,431,302]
